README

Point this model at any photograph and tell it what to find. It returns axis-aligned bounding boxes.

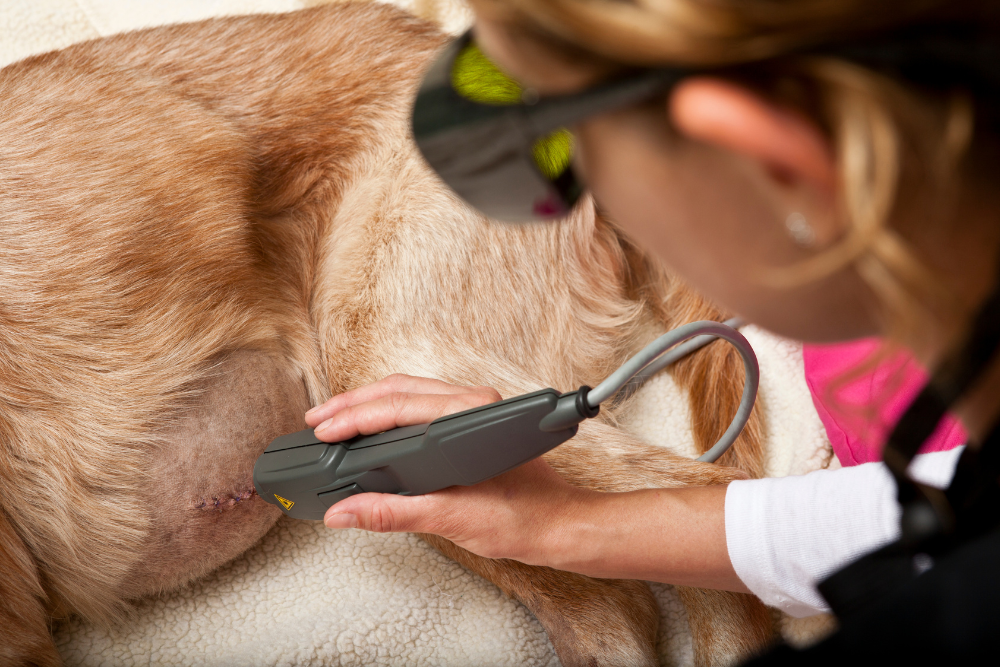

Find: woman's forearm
[545,484,750,592]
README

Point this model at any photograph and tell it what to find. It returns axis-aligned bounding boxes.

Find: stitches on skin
[192,488,258,512]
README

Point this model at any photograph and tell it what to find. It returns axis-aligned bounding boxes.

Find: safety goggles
[412,26,1000,223]
[412,30,692,222]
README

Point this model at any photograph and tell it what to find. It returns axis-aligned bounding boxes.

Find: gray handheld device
[254,387,593,520]
[254,319,759,521]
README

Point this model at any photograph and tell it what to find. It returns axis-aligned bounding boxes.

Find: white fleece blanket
[2,2,835,664]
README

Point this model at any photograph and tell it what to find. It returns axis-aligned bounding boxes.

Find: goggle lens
[451,41,523,106]
[451,42,580,216]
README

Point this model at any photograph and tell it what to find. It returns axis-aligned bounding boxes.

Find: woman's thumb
[323,492,434,533]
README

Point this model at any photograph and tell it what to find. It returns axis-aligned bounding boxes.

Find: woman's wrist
[531,484,607,571]
[540,483,749,592]
[541,487,675,578]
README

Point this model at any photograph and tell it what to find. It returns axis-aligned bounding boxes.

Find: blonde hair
[472,0,991,356]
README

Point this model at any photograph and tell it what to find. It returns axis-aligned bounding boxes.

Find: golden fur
[0,4,770,665]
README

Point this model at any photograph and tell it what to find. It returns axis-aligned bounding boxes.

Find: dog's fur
[0,4,773,665]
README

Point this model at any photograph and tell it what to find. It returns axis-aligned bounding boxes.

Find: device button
[318,483,363,506]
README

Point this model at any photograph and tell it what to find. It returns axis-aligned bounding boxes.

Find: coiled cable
[586,319,758,463]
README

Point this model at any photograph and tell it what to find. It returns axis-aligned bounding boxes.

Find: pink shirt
[802,339,967,466]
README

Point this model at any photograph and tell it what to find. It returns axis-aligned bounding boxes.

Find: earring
[785,212,816,248]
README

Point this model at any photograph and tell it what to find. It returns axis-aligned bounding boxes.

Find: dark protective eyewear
[412,26,1000,224]
[412,30,691,222]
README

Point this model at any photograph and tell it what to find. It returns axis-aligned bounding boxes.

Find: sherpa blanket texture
[1,1,837,663]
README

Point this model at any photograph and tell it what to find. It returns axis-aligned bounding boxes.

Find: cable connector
[576,385,600,418]
[538,385,600,433]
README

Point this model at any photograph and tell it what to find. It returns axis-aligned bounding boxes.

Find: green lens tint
[532,129,574,181]
[451,41,523,106]
[452,41,575,183]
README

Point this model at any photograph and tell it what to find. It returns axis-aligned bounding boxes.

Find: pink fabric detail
[802,339,967,467]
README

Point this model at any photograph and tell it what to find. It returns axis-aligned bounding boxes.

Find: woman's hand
[303,374,591,564]
[304,374,745,591]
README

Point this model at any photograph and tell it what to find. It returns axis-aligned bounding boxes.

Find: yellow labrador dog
[0,4,772,665]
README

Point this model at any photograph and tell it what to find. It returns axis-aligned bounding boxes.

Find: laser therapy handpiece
[254,320,759,521]
[254,387,593,521]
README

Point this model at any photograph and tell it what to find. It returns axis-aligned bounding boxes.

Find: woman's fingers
[312,390,498,442]
[322,458,584,564]
[305,374,497,428]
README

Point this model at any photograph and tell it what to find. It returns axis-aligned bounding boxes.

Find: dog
[0,3,773,665]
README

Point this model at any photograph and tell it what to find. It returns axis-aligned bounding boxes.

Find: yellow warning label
[274,494,295,511]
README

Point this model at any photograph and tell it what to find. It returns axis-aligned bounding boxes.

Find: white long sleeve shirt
[725,447,964,617]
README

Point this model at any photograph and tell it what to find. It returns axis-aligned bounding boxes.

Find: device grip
[422,389,578,487]
[338,388,578,495]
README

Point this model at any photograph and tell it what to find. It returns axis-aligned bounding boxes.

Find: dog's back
[0,6,447,663]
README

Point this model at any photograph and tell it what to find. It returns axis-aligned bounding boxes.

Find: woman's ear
[668,77,836,194]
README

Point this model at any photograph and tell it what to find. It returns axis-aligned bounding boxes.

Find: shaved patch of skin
[118,351,308,599]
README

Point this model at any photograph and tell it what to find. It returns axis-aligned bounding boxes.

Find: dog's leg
[422,419,773,667]
[0,508,60,667]
[546,421,775,667]
[422,533,660,667]
[676,587,774,667]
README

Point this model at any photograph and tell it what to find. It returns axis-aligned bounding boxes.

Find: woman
[306,0,1000,658]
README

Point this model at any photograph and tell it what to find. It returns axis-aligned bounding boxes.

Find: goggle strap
[521,69,687,137]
